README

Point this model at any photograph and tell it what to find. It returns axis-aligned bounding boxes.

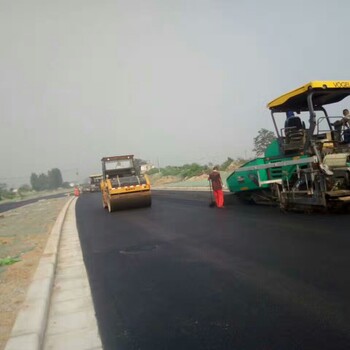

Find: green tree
[48,168,63,189]
[38,173,49,191]
[31,172,49,191]
[161,166,180,176]
[148,163,207,178]
[18,184,31,199]
[0,184,16,200]
[30,173,40,191]
[253,128,276,156]
[146,168,160,175]
[18,184,31,192]
[181,163,204,178]
[0,183,7,201]
[31,168,63,191]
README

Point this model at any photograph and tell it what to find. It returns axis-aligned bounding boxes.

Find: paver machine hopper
[101,155,152,212]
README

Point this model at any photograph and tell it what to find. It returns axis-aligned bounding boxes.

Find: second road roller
[101,155,152,212]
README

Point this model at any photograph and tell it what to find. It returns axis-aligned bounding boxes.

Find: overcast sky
[1,0,350,186]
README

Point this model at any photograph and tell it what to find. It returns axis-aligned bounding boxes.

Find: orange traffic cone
[74,187,80,197]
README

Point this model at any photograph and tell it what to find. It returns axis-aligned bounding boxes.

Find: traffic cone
[74,187,80,197]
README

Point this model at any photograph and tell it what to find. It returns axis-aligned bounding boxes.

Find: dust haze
[1,0,350,186]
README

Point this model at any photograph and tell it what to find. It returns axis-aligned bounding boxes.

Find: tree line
[146,128,276,179]
[146,157,249,179]
[1,128,276,199]
[30,168,63,191]
[0,168,66,201]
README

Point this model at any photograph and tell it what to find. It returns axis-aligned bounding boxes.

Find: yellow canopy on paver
[267,81,350,111]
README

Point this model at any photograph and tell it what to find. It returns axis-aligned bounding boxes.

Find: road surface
[76,190,350,350]
[0,192,68,213]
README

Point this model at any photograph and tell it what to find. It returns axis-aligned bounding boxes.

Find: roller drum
[108,191,151,212]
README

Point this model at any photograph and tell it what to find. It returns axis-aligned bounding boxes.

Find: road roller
[101,155,152,212]
[88,174,103,192]
[227,80,350,212]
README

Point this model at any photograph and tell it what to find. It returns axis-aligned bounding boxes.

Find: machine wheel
[106,192,152,212]
[107,198,116,213]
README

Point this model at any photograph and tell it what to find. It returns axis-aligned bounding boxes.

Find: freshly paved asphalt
[76,190,350,350]
[0,193,67,213]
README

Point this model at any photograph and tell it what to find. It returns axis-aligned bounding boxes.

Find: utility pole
[157,157,160,173]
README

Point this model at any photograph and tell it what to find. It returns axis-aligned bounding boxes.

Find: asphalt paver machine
[227,81,350,212]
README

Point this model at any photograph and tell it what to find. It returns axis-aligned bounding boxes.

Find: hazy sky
[1,0,350,186]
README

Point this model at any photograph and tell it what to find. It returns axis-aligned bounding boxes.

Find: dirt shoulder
[0,196,69,350]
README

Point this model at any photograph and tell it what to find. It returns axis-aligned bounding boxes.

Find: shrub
[146,168,160,175]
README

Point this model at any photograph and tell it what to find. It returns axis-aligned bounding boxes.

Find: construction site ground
[0,173,227,349]
[0,197,68,350]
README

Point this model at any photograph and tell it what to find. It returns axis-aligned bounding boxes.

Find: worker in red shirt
[208,166,224,208]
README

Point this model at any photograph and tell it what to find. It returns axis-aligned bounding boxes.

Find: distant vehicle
[227,80,350,212]
[88,174,103,192]
[100,155,152,212]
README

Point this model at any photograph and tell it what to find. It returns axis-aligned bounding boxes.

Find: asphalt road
[0,192,68,213]
[76,190,350,350]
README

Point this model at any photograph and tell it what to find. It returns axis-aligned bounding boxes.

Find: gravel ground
[0,196,69,350]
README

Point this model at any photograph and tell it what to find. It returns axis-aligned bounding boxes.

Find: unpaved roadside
[0,196,70,350]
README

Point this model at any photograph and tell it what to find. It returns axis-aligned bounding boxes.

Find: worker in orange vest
[208,166,224,208]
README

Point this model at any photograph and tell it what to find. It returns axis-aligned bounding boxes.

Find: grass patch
[0,256,21,266]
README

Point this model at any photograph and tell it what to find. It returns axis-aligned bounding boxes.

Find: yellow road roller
[101,155,152,212]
